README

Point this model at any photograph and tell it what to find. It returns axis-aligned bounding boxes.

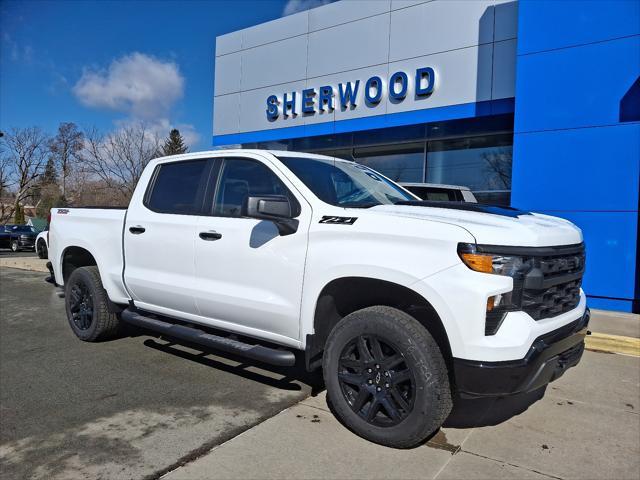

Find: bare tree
[49,122,84,199]
[482,149,512,190]
[82,123,161,203]
[1,127,49,222]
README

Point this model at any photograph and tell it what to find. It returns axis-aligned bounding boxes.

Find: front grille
[522,278,582,320]
[521,245,585,321]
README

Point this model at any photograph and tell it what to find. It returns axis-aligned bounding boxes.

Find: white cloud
[282,0,334,16]
[73,53,184,120]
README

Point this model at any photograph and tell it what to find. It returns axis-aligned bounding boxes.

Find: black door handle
[129,226,146,234]
[199,231,222,241]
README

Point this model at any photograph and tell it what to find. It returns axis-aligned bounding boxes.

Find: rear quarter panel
[49,208,130,304]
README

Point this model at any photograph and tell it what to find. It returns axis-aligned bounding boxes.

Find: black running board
[120,309,296,367]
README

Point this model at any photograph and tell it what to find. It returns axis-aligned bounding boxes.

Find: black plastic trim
[472,242,585,257]
[454,308,590,398]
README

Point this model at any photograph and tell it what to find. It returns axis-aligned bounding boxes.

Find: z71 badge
[319,216,358,225]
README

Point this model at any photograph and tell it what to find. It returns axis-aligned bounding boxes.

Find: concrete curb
[0,258,48,273]
[586,332,640,357]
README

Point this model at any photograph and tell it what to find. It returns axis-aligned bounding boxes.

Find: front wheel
[323,306,452,448]
[65,266,121,341]
[10,240,19,252]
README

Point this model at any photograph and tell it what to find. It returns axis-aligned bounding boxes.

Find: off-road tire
[37,240,48,259]
[65,266,121,341]
[323,305,452,448]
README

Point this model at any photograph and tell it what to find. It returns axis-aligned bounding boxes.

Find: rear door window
[145,159,209,215]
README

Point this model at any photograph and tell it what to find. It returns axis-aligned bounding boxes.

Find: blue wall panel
[517,0,640,55]
[514,35,640,133]
[513,0,640,312]
[555,210,638,301]
[511,124,640,211]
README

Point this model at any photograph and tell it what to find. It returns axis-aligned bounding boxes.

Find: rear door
[124,158,215,316]
[193,154,311,343]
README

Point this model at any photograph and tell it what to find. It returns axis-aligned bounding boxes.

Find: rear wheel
[323,306,452,448]
[65,266,121,341]
[37,240,48,259]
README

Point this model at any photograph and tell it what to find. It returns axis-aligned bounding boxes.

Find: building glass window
[426,134,513,205]
[352,143,425,183]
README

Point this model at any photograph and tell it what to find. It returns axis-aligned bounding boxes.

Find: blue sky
[0,0,332,149]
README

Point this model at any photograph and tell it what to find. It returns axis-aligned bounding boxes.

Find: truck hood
[368,203,582,247]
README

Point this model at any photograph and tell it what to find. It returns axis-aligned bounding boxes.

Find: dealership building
[213,0,640,313]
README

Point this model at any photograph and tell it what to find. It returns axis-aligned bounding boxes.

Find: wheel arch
[305,276,454,380]
[61,245,98,284]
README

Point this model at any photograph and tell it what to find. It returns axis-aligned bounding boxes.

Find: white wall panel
[213,0,520,136]
[241,36,308,91]
[389,0,495,62]
[216,31,242,56]
[239,81,306,132]
[309,0,390,31]
[386,45,493,114]
[391,0,432,10]
[492,39,517,99]
[307,14,390,78]
[213,93,240,135]
[242,10,308,49]
[303,64,390,125]
[214,52,241,95]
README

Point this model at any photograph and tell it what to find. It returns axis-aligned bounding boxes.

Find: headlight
[457,243,527,277]
[458,243,532,335]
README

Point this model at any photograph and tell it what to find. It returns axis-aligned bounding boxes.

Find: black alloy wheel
[68,281,94,331]
[338,335,415,427]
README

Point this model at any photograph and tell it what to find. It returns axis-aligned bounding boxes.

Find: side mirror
[245,196,299,236]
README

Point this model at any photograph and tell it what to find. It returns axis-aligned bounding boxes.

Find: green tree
[161,129,188,156]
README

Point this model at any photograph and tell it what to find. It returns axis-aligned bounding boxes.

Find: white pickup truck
[48,150,589,448]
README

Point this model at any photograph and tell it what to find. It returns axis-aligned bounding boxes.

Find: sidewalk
[165,350,639,480]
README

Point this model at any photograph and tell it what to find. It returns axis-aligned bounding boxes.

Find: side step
[120,309,296,367]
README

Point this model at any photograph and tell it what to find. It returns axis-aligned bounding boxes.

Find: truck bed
[49,207,130,304]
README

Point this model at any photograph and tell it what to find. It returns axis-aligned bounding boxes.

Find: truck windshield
[278,156,415,208]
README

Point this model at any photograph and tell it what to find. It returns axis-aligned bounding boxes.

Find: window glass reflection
[426,135,512,205]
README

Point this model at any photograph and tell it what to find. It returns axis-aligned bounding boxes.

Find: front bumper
[17,238,35,248]
[453,307,590,398]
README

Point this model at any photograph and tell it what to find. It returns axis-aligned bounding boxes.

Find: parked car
[48,150,589,448]
[36,228,49,259]
[2,224,37,252]
[400,182,477,202]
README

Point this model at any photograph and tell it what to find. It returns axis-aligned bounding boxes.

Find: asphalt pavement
[0,268,318,480]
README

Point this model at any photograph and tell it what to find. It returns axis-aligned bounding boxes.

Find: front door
[124,158,212,316]
[194,155,311,343]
